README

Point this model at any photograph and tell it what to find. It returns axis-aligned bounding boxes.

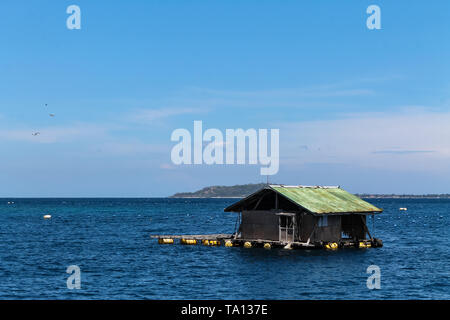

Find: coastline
[170,195,450,199]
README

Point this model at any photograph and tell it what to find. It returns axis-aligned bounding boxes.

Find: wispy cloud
[95,77,397,120]
[192,86,374,99]
[372,150,436,155]
[179,84,375,109]
[0,124,110,143]
[128,107,208,123]
[93,141,170,156]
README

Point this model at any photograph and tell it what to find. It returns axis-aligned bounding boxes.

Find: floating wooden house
[224,185,383,248]
[152,184,383,249]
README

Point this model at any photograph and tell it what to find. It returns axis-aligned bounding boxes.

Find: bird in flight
[49,113,55,117]
[32,132,40,136]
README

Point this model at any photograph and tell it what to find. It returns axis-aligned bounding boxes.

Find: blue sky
[0,0,449,196]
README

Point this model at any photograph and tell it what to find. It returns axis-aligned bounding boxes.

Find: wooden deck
[150,233,233,240]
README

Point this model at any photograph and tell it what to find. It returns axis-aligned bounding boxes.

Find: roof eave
[311,210,383,215]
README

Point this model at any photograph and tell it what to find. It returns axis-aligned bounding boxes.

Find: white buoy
[283,243,293,250]
[43,215,52,219]
[399,208,407,211]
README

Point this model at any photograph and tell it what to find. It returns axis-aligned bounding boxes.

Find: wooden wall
[240,210,279,240]
[298,213,315,241]
[298,214,341,242]
[240,210,367,243]
[313,216,342,242]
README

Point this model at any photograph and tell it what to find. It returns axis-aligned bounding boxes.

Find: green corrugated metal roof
[270,185,382,214]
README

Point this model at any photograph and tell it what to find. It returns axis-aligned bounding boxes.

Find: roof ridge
[269,184,340,189]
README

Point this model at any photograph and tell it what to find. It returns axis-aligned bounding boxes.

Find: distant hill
[356,193,450,199]
[170,183,450,199]
[170,183,266,198]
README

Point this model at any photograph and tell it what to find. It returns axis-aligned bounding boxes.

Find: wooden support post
[372,214,375,233]
[233,213,239,237]
[233,212,242,239]
[306,219,319,245]
[360,215,373,241]
[252,192,267,210]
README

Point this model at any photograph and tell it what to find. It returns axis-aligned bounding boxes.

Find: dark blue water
[0,198,448,299]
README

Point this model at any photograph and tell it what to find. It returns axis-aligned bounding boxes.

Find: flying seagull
[32,132,40,136]
[49,113,55,117]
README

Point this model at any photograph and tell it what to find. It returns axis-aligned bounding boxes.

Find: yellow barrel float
[359,241,371,248]
[202,239,220,246]
[325,242,338,250]
[264,243,272,249]
[244,241,252,248]
[158,238,174,244]
[180,238,197,245]
[225,240,233,247]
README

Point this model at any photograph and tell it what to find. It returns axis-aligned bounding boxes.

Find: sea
[0,198,448,299]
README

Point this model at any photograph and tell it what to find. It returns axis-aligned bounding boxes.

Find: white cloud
[278,110,450,173]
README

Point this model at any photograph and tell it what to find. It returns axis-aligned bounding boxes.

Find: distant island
[170,183,266,198]
[170,184,450,199]
[355,194,450,199]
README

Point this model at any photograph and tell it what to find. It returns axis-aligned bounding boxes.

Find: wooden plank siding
[240,210,279,241]
[311,215,342,242]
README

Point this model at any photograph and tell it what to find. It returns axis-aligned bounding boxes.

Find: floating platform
[150,233,382,249]
[150,233,232,241]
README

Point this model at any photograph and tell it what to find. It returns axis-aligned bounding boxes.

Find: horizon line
[1,193,450,199]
